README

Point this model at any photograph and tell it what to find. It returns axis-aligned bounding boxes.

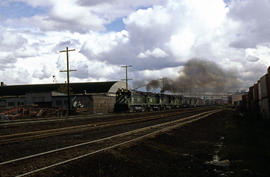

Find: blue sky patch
[224,0,231,7]
[0,1,47,19]
[105,18,125,32]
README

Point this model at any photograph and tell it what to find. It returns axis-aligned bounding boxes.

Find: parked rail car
[258,73,270,119]
[115,89,185,112]
[146,92,160,111]
[190,97,198,107]
[160,94,171,110]
[252,83,260,117]
[196,98,205,107]
[239,66,270,119]
[170,95,183,109]
[115,89,207,112]
[181,97,190,108]
[115,89,145,112]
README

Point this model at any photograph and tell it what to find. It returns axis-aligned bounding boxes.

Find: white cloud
[245,46,270,65]
[246,55,260,62]
[80,30,129,58]
[137,48,168,58]
[131,66,182,89]
[136,66,181,80]
[1,0,270,91]
[0,32,27,51]
[228,0,270,48]
[0,67,32,84]
[168,29,195,59]
[124,6,171,27]
[5,0,166,32]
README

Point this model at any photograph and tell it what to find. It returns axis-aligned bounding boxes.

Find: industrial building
[0,81,126,114]
[231,93,245,106]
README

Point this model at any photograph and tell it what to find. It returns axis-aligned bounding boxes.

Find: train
[240,67,270,119]
[114,89,205,112]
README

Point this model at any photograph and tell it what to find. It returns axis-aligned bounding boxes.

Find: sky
[0,0,270,91]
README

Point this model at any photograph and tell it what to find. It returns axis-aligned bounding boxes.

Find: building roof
[0,81,122,96]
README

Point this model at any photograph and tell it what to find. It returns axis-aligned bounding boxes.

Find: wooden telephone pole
[59,47,76,116]
[121,65,132,90]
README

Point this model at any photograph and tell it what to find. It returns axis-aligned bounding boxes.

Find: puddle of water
[182,153,192,157]
[205,136,230,167]
[207,159,230,167]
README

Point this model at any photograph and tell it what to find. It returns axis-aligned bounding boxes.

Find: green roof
[0,81,118,96]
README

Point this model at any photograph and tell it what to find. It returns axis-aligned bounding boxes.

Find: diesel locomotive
[114,89,204,112]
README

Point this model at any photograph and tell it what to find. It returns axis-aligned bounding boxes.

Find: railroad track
[0,109,221,177]
[0,108,213,145]
[0,111,198,145]
[0,109,179,127]
[0,107,207,128]
[0,108,200,136]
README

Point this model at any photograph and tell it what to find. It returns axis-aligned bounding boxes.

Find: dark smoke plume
[145,58,240,93]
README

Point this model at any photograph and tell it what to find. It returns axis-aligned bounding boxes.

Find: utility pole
[121,65,132,90]
[158,78,165,93]
[59,47,76,116]
[162,77,165,93]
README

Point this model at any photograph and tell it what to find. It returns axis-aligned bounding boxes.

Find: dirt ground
[35,109,270,177]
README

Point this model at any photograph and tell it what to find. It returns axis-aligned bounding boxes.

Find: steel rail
[0,108,199,127]
[1,110,216,166]
[0,109,203,145]
[0,109,220,177]
[0,112,126,127]
[13,109,221,177]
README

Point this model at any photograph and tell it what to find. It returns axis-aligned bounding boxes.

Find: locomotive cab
[114,89,131,112]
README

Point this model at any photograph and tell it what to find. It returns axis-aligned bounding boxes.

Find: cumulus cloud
[0,67,32,84]
[4,0,105,32]
[137,48,168,58]
[52,40,80,53]
[0,27,30,71]
[246,55,260,62]
[78,0,234,71]
[32,66,51,79]
[0,31,27,51]
[5,0,166,32]
[228,0,270,48]
[0,0,270,92]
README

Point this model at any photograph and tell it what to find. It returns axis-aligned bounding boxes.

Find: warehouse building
[0,81,126,114]
[231,93,244,106]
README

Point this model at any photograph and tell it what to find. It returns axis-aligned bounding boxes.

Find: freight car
[240,67,270,119]
[114,89,202,112]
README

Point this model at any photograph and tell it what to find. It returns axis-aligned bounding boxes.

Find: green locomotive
[114,89,199,112]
